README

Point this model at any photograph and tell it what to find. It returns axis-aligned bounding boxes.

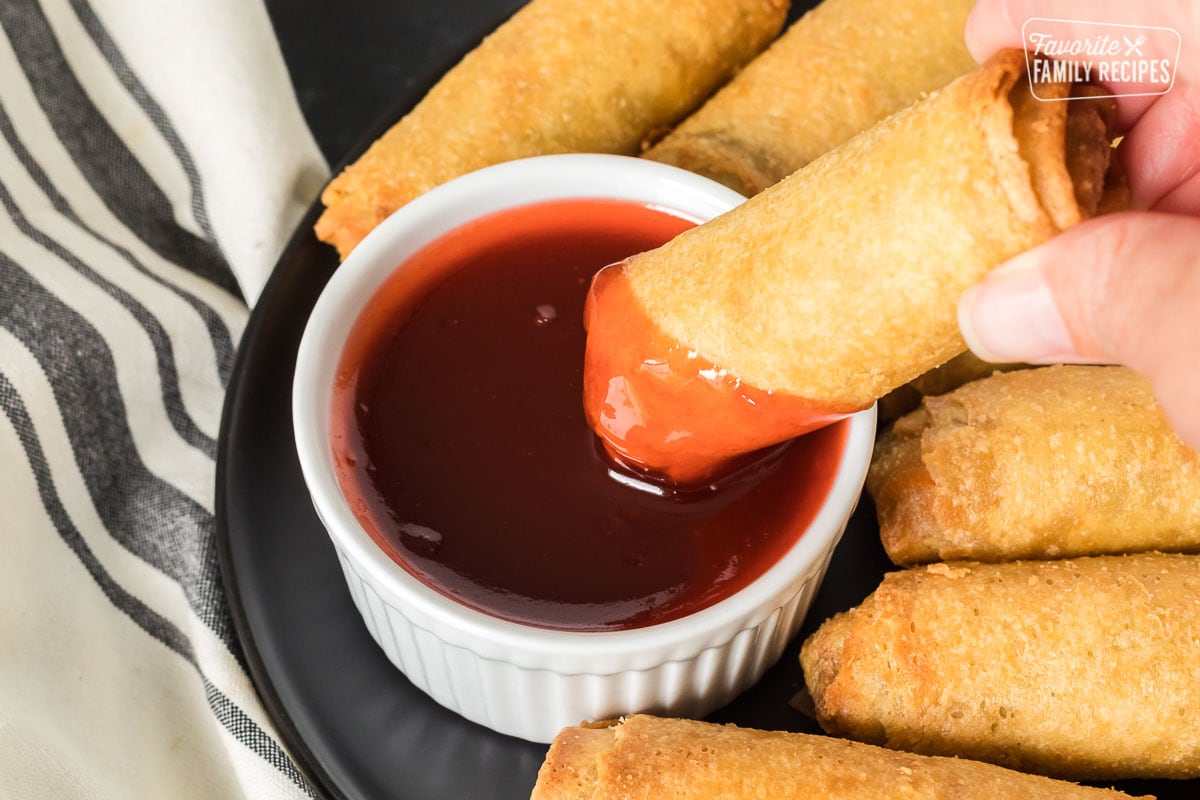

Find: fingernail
[958,265,1078,364]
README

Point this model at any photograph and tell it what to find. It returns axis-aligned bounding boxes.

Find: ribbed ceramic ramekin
[293,154,876,743]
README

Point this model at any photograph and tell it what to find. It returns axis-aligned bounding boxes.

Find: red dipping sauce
[331,199,847,632]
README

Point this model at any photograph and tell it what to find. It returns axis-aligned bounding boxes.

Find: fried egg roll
[530,715,1148,799]
[582,51,1126,485]
[645,0,976,196]
[800,552,1200,780]
[314,0,788,259]
[870,365,1200,565]
[876,352,1023,425]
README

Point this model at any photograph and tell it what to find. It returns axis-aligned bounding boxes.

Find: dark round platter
[216,2,1187,797]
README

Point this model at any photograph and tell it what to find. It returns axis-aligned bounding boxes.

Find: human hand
[957,0,1200,448]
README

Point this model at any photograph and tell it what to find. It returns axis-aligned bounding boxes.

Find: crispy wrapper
[622,50,1122,408]
[530,715,1150,799]
[870,365,1200,565]
[645,0,976,196]
[314,0,788,259]
[800,552,1200,780]
[876,352,1024,425]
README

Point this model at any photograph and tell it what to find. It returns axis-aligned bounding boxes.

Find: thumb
[958,212,1200,448]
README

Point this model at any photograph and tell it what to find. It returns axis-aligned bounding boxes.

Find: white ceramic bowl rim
[293,154,876,673]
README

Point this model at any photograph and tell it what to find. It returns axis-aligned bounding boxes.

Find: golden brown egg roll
[800,552,1200,780]
[644,0,976,196]
[530,715,1150,799]
[876,352,1024,425]
[869,365,1200,565]
[314,0,788,259]
[582,50,1126,485]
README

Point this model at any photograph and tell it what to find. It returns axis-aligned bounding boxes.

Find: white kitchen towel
[0,0,327,796]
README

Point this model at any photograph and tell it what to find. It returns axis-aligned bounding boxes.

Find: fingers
[955,3,1200,447]
[962,0,1024,62]
[964,0,1196,130]
[965,0,1195,69]
[1119,83,1200,213]
[958,212,1200,448]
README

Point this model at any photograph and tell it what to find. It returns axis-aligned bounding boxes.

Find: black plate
[218,4,1186,798]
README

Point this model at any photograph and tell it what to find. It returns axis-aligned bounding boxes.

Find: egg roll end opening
[1009,73,1126,231]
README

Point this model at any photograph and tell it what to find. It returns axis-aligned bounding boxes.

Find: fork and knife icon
[1123,34,1147,56]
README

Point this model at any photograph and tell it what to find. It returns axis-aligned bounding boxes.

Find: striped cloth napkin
[1,0,326,796]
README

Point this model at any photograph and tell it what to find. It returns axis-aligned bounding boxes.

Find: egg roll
[876,352,1023,425]
[645,0,976,196]
[582,51,1126,485]
[314,0,788,259]
[800,552,1200,780]
[870,365,1200,565]
[530,714,1149,799]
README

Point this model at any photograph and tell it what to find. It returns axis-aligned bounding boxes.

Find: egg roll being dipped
[870,365,1200,565]
[645,0,976,196]
[582,50,1126,486]
[530,715,1150,799]
[315,0,789,259]
[800,552,1200,780]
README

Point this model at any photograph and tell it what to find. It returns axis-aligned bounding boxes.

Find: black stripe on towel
[0,99,237,395]
[0,152,216,458]
[0,0,242,300]
[0,248,230,645]
[68,0,221,248]
[0,372,314,797]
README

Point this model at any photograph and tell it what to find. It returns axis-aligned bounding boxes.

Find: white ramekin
[293,154,876,744]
